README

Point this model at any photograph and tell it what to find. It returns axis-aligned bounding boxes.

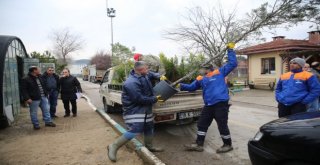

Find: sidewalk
[0,98,142,165]
[231,89,277,107]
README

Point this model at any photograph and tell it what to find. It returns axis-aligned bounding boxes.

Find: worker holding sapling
[107,61,164,162]
[133,53,167,85]
[178,42,238,153]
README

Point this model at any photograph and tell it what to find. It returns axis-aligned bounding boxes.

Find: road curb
[81,94,166,165]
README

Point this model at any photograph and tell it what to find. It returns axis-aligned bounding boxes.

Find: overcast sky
[0,0,315,60]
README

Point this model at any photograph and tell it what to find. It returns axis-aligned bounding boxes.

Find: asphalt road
[80,79,278,165]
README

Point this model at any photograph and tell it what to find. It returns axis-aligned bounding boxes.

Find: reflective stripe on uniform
[221,135,231,139]
[197,131,206,136]
[125,117,154,124]
[123,114,153,120]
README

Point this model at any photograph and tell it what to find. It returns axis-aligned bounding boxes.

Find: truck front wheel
[0,116,9,129]
[103,98,115,113]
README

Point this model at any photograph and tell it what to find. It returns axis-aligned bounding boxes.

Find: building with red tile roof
[237,31,320,89]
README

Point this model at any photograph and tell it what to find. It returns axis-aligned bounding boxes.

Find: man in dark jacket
[59,68,82,117]
[179,43,237,153]
[276,58,320,117]
[21,66,56,130]
[107,61,163,162]
[41,67,60,118]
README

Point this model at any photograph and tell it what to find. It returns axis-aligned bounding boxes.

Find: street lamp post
[107,7,116,65]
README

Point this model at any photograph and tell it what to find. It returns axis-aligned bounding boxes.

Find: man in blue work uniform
[133,53,167,84]
[107,61,163,162]
[276,58,320,117]
[179,43,237,153]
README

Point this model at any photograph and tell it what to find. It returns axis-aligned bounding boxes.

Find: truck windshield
[102,71,109,83]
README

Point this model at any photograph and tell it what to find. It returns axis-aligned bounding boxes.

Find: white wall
[68,64,87,75]
[248,52,282,82]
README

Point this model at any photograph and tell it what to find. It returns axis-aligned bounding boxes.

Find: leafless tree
[90,50,112,70]
[50,28,85,64]
[165,0,320,85]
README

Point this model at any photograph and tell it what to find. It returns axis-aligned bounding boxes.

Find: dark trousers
[48,90,58,116]
[196,101,231,146]
[278,102,306,118]
[62,99,77,115]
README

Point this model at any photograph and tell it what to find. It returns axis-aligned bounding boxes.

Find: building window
[261,58,275,74]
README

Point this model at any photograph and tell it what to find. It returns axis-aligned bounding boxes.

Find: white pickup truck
[99,67,204,124]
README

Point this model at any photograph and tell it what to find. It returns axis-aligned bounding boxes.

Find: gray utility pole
[106,0,116,63]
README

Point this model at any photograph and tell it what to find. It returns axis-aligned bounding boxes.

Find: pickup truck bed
[100,68,204,124]
[108,88,203,113]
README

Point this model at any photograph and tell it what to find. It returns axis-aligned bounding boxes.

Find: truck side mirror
[101,77,108,85]
[101,71,110,85]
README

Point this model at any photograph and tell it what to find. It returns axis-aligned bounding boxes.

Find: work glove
[175,83,181,89]
[160,75,167,81]
[156,95,165,102]
[227,42,235,49]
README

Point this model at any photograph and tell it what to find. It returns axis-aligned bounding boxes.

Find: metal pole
[111,17,114,59]
[107,4,115,66]
[106,0,109,56]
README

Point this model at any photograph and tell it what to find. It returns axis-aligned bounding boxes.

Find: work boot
[144,136,164,152]
[33,125,40,130]
[45,122,56,127]
[216,144,233,153]
[51,114,58,118]
[107,135,130,162]
[184,142,204,152]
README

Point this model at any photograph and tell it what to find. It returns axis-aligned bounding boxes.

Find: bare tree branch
[165,0,320,85]
[50,28,85,64]
[90,50,112,70]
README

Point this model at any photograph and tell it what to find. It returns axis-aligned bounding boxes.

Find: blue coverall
[180,49,238,146]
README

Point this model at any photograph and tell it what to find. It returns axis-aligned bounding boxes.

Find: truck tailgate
[153,91,203,113]
[109,90,122,104]
[108,90,204,113]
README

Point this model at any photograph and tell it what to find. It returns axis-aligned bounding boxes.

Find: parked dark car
[248,112,320,165]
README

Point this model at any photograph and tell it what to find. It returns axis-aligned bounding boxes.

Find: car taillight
[154,114,175,122]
